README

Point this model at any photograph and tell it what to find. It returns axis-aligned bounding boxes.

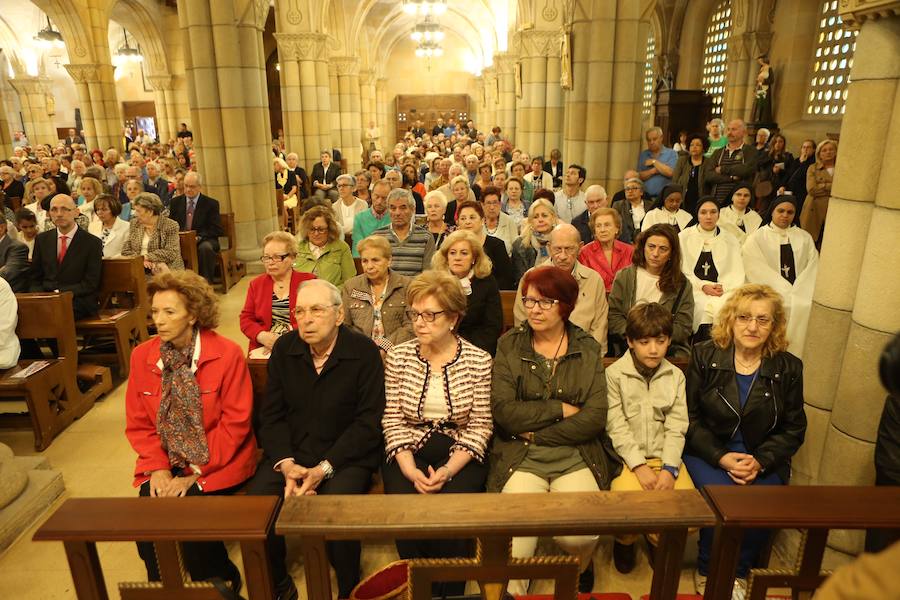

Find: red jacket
[239,270,316,351]
[125,329,258,492]
[578,239,635,293]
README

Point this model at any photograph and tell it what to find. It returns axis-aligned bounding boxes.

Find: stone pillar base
[0,445,64,553]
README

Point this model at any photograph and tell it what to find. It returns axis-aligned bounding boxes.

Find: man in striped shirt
[373,188,435,276]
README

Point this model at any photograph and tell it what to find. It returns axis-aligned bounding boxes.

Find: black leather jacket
[685,340,807,483]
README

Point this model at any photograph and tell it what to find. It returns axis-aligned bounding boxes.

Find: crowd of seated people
[2,119,832,600]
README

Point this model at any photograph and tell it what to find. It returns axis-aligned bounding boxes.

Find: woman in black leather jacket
[683,283,807,597]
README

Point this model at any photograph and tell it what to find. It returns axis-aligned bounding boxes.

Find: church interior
[0,0,898,598]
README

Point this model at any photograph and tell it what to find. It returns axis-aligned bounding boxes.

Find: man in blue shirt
[352,179,392,257]
[636,127,677,200]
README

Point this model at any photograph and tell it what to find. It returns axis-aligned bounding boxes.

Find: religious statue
[560,30,572,90]
[751,55,774,125]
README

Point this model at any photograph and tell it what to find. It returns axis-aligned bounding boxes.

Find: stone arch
[109,0,171,77]
[29,0,101,65]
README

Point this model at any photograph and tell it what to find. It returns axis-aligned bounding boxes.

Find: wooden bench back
[220,212,236,251]
[15,292,78,360]
[179,230,199,274]
[98,256,148,310]
[500,290,516,332]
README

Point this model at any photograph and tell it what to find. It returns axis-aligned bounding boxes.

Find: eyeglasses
[625,186,642,192]
[550,246,579,256]
[336,183,352,188]
[405,309,445,323]
[260,253,291,263]
[736,314,773,328]
[522,297,560,310]
[308,226,329,234]
[294,304,338,318]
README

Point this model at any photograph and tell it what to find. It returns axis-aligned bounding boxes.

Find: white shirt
[553,189,586,223]
[422,370,449,420]
[57,228,76,259]
[0,278,20,369]
[634,267,663,304]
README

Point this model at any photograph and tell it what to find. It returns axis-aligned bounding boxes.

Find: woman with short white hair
[423,190,453,248]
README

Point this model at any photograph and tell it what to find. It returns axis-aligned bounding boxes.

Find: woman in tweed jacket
[120,192,184,273]
[381,270,493,598]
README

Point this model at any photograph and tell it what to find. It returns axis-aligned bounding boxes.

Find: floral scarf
[156,328,209,469]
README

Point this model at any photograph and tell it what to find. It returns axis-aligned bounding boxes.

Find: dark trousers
[683,453,784,578]
[247,461,373,598]
[381,434,487,598]
[197,237,220,282]
[135,479,243,583]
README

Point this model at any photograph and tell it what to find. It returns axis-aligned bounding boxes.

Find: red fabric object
[125,329,258,492]
[521,594,631,600]
[58,234,68,264]
[239,270,317,351]
[350,560,409,600]
[578,239,635,293]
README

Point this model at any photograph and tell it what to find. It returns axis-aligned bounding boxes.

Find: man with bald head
[29,194,102,319]
[513,224,608,354]
[573,184,609,245]
[704,118,759,203]
[169,172,224,282]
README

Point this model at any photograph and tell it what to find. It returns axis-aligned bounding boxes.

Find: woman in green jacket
[293,205,356,286]
[488,266,621,596]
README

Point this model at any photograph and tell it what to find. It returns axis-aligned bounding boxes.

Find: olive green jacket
[487,322,622,492]
[293,238,356,287]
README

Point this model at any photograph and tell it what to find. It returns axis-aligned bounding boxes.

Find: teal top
[293,238,356,287]
[352,209,392,257]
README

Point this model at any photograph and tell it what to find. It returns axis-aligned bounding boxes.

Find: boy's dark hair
[625,302,673,341]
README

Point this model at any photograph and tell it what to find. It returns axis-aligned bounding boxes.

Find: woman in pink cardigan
[239,231,316,353]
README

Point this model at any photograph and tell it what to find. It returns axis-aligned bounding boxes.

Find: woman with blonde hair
[510,198,558,285]
[431,229,502,355]
[684,283,807,597]
[342,235,414,353]
[799,139,837,246]
[293,205,356,286]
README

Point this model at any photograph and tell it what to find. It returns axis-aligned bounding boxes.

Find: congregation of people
[0,115,837,600]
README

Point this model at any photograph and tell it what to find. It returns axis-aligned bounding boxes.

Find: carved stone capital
[518,30,561,58]
[64,63,104,84]
[493,52,517,74]
[8,76,51,95]
[359,69,376,86]
[839,0,900,27]
[273,32,328,62]
[146,75,175,92]
[331,56,360,77]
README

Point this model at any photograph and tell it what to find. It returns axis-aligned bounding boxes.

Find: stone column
[792,6,900,563]
[146,75,177,142]
[515,30,552,155]
[376,77,390,148]
[64,64,121,150]
[178,0,275,262]
[8,77,57,146]
[332,57,362,172]
[480,66,497,132]
[329,71,340,152]
[274,32,331,167]
[494,52,517,143]
[359,69,377,155]
[562,2,650,191]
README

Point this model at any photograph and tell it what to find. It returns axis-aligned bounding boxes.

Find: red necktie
[186,199,195,230]
[58,234,68,264]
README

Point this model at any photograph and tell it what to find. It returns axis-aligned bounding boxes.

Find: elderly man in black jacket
[168,172,223,282]
[0,216,29,292]
[248,279,385,600]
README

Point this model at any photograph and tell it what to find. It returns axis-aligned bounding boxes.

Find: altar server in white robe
[679,197,745,341]
[718,184,762,246]
[742,195,818,357]
[641,184,693,233]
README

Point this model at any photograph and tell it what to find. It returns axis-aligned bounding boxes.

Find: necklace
[534,330,567,370]
[734,354,761,370]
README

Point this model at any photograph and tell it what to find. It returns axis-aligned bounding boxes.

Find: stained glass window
[702,1,732,118]
[806,0,857,116]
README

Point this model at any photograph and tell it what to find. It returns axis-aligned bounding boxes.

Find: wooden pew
[0,292,111,451]
[703,485,900,600]
[500,289,516,332]
[33,496,279,600]
[76,256,151,377]
[179,230,199,274]
[215,212,246,292]
[278,490,716,600]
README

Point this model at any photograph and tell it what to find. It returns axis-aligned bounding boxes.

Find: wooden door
[395,94,469,143]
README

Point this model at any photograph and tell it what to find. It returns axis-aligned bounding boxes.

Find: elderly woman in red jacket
[125,270,257,595]
[240,231,316,354]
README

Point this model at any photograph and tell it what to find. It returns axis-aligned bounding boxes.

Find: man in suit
[0,216,29,292]
[310,150,341,201]
[544,148,564,189]
[29,194,102,320]
[169,172,223,282]
[63,128,83,148]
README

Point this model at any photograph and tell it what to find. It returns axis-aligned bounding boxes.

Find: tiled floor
[0,276,703,599]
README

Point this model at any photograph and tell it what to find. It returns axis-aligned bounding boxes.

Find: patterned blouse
[270,293,291,335]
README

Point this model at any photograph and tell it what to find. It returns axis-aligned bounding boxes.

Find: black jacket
[29,227,102,320]
[257,325,385,471]
[457,274,502,356]
[169,193,224,242]
[311,162,340,187]
[685,341,807,483]
[484,235,515,290]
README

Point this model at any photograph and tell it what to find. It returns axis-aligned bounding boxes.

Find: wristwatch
[662,465,680,479]
[318,459,335,479]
